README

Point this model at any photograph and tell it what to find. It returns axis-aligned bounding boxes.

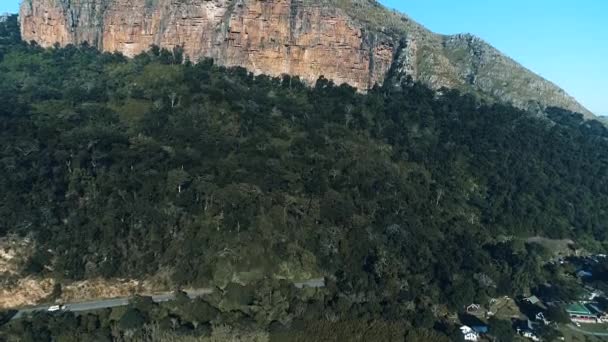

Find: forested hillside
[1,14,608,340]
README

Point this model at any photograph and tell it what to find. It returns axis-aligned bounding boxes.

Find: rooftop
[525,296,541,305]
[566,302,593,315]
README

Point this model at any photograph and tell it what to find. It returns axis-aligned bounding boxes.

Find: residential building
[471,325,488,334]
[587,303,608,323]
[524,296,541,306]
[466,303,481,313]
[515,320,540,341]
[566,302,599,323]
[535,312,551,325]
[460,326,479,342]
[577,270,593,278]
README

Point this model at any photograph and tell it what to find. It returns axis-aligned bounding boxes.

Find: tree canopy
[1,15,608,340]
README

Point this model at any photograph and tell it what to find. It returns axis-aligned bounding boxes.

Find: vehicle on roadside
[47,304,66,312]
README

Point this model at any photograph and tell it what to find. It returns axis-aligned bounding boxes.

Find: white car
[47,304,66,312]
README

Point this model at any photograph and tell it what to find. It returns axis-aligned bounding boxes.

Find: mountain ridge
[19,0,594,118]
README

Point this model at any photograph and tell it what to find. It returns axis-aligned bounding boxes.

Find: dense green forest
[1,14,608,340]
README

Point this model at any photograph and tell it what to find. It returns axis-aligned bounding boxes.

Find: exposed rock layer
[20,0,592,117]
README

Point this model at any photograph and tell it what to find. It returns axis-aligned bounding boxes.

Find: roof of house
[577,270,593,277]
[566,302,593,315]
[460,325,474,334]
[588,303,605,315]
[472,325,488,333]
[525,296,541,305]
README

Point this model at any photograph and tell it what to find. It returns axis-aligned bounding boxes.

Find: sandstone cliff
[19,0,593,117]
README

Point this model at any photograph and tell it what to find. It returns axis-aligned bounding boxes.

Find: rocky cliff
[19,0,593,117]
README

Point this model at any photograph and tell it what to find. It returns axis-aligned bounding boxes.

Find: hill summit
[20,0,592,117]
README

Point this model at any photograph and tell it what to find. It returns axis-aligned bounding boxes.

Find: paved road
[294,278,325,289]
[11,279,324,320]
[12,289,213,320]
[567,323,608,337]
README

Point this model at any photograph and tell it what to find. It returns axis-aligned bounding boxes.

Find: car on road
[47,304,66,312]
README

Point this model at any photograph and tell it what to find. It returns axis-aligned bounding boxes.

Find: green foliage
[1,23,608,340]
[272,319,409,342]
[545,305,570,324]
[0,15,21,52]
[119,308,147,331]
[0,310,17,327]
[488,317,514,342]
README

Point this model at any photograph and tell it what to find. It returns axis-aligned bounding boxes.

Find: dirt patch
[0,235,33,275]
[0,236,49,308]
[489,297,522,320]
[0,277,56,308]
[60,278,157,303]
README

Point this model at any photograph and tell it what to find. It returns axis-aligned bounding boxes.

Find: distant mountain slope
[19,0,593,117]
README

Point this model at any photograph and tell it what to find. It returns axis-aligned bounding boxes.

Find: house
[522,331,540,342]
[466,304,481,313]
[535,312,551,325]
[566,302,599,323]
[583,285,604,300]
[515,320,540,341]
[466,303,487,317]
[588,291,602,301]
[577,270,593,278]
[587,303,608,323]
[460,326,479,342]
[524,296,541,306]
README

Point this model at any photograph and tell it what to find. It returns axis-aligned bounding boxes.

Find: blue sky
[380,0,607,117]
[0,1,19,14]
[2,1,606,116]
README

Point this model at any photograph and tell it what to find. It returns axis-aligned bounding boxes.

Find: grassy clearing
[526,236,575,256]
[489,297,522,320]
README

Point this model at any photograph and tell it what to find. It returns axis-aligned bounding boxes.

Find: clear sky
[0,1,19,14]
[380,0,607,117]
[1,0,606,116]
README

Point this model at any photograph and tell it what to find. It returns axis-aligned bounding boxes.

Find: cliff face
[20,0,593,117]
[20,0,395,89]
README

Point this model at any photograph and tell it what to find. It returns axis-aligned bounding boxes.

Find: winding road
[10,278,324,320]
[12,289,211,320]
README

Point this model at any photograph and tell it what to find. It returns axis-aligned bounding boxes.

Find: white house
[460,325,479,342]
[516,320,540,341]
[467,303,481,312]
[522,331,540,341]
[589,291,602,301]
[535,312,551,325]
